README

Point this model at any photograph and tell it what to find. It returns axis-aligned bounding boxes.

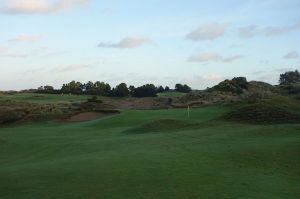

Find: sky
[0,0,300,90]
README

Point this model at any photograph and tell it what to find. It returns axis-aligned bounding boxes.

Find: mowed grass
[0,93,94,104]
[157,91,187,98]
[0,106,299,199]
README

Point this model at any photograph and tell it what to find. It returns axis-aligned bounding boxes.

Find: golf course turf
[0,106,299,199]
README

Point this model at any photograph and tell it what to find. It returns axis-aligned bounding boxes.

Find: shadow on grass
[123,119,216,134]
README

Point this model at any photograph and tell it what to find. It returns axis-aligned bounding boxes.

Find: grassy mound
[224,102,300,124]
[126,119,195,133]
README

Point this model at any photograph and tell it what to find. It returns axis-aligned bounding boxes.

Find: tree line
[36,81,192,97]
[33,70,300,97]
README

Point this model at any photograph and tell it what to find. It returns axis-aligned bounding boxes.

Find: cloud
[223,55,244,63]
[283,51,299,59]
[1,0,89,15]
[239,21,300,38]
[189,52,243,63]
[189,52,222,62]
[46,51,68,57]
[98,37,152,49]
[8,34,43,42]
[0,46,28,58]
[187,23,228,41]
[238,25,258,38]
[265,22,300,36]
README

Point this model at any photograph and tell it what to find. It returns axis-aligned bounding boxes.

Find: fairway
[0,93,94,104]
[0,106,299,199]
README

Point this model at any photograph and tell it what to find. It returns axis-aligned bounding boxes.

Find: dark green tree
[156,86,165,93]
[129,85,135,95]
[279,70,300,85]
[61,81,83,94]
[93,81,111,96]
[133,84,157,97]
[113,83,129,97]
[175,84,192,93]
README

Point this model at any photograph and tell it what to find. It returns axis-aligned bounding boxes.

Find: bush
[87,96,103,103]
[280,82,300,95]
[211,77,248,94]
[0,109,27,124]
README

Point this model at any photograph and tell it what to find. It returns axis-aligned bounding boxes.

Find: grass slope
[0,106,299,199]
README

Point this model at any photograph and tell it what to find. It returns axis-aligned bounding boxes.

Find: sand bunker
[66,111,119,122]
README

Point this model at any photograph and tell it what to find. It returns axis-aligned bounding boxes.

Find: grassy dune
[0,106,299,199]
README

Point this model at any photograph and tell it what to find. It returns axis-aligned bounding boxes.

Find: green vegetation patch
[157,91,187,98]
[0,137,5,144]
[126,119,197,134]
[224,102,300,124]
[0,93,92,104]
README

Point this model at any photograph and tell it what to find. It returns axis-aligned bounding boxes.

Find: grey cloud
[265,22,300,36]
[238,25,258,38]
[223,55,244,63]
[283,51,299,59]
[187,22,228,41]
[189,52,243,63]
[239,21,300,38]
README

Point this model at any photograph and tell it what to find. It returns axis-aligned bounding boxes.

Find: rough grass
[0,109,27,125]
[224,102,300,124]
[0,106,299,199]
[224,96,300,124]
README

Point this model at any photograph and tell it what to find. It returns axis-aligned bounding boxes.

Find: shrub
[87,96,103,103]
[211,77,249,94]
[132,84,158,97]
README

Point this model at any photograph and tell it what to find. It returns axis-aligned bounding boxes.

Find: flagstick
[188,105,190,119]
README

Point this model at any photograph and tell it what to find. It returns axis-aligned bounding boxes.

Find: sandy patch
[66,111,118,122]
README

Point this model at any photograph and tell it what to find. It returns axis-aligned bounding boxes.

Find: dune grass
[0,106,299,199]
